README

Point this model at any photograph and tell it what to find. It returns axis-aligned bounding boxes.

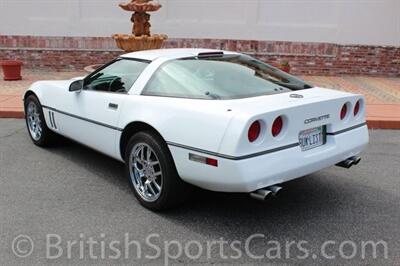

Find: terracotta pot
[279,65,291,73]
[1,60,23,81]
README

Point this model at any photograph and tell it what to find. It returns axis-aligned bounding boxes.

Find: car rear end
[173,88,369,192]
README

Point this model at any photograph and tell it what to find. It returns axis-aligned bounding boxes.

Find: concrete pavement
[0,118,399,265]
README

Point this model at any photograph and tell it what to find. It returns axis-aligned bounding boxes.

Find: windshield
[143,54,313,100]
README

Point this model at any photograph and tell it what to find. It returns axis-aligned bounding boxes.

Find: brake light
[354,100,360,116]
[272,116,283,137]
[340,104,347,120]
[248,121,261,142]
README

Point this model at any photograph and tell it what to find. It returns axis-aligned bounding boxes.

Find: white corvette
[24,48,369,210]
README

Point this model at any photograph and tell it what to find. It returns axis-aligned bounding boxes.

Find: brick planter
[0,36,399,76]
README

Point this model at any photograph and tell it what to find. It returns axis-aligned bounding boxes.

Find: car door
[57,59,149,159]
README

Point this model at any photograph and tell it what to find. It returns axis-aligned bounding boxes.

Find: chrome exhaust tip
[250,189,272,201]
[336,156,361,169]
[250,185,283,201]
[268,185,283,196]
[336,159,354,169]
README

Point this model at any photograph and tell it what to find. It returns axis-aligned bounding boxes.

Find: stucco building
[0,0,399,76]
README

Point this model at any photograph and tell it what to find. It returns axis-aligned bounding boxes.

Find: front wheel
[125,131,190,211]
[24,95,56,146]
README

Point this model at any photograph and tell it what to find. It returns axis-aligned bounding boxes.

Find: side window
[143,61,211,99]
[84,59,148,93]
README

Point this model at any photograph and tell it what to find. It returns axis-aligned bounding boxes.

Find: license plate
[299,126,325,151]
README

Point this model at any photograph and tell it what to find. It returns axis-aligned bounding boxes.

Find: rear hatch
[218,87,366,157]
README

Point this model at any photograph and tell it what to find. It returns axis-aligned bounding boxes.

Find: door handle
[108,103,118,110]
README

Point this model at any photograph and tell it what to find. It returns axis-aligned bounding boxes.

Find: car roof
[120,48,240,61]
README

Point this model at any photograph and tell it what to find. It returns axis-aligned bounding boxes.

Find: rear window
[143,54,312,100]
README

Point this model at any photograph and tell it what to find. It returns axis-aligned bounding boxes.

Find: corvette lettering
[304,114,330,124]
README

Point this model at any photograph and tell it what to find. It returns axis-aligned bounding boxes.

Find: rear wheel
[125,131,190,211]
[24,95,56,146]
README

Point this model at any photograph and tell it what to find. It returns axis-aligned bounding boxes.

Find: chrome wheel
[129,143,163,202]
[26,101,42,141]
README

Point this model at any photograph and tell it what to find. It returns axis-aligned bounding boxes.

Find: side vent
[48,111,54,128]
[51,112,57,129]
[48,111,58,130]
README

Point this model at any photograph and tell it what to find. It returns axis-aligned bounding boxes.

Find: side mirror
[69,80,83,92]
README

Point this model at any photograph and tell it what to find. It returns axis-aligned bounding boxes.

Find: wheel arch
[119,121,170,161]
[23,90,39,103]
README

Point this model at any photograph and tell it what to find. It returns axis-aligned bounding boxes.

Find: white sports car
[24,48,369,210]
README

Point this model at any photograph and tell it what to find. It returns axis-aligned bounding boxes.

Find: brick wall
[0,36,399,76]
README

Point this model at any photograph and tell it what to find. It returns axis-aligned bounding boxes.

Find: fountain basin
[119,2,161,12]
[112,34,168,52]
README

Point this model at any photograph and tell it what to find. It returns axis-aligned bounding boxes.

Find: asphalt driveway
[0,119,399,265]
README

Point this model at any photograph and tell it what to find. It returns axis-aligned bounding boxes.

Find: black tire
[125,131,190,211]
[24,95,56,146]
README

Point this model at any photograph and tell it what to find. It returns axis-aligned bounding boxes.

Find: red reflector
[354,101,360,116]
[206,158,218,167]
[272,116,283,137]
[340,104,347,120]
[189,153,218,167]
[248,121,261,142]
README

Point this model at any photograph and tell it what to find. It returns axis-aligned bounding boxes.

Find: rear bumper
[169,125,369,193]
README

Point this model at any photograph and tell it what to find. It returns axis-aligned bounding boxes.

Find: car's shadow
[45,136,129,188]
[44,135,397,245]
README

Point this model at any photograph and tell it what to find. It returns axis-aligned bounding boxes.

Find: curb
[367,119,400,130]
[1,109,399,129]
[365,104,400,129]
[367,118,400,129]
[0,110,24,119]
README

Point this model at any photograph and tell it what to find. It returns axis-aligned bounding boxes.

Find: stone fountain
[112,0,168,52]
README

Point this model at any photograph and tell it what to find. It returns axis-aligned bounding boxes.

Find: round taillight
[272,116,283,137]
[340,104,347,120]
[354,100,360,116]
[248,121,261,143]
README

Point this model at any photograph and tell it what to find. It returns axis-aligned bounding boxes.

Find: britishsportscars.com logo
[11,233,389,265]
